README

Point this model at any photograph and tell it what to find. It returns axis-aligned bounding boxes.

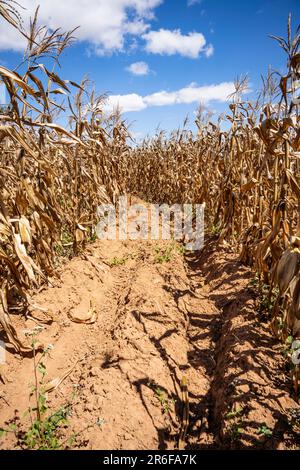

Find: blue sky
[0,0,299,139]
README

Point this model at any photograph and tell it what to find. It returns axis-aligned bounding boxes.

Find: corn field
[0,1,300,394]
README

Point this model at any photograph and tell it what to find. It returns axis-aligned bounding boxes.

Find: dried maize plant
[266,18,300,396]
[239,18,300,351]
[0,1,79,351]
[66,83,129,251]
[0,1,128,352]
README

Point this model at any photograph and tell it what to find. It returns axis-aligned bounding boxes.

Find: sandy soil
[0,233,300,450]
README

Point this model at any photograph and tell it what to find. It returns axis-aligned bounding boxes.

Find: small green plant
[108,256,127,266]
[229,421,244,441]
[22,404,71,450]
[88,227,98,243]
[257,424,273,437]
[154,242,183,263]
[176,244,186,256]
[0,329,105,449]
[250,276,279,321]
[249,274,259,287]
[225,407,244,420]
[154,247,172,264]
[0,423,17,439]
[154,387,174,414]
[225,406,246,442]
[259,285,278,314]
[61,229,73,245]
[210,223,221,236]
[283,335,294,358]
[19,331,71,449]
[249,274,279,318]
[55,228,74,258]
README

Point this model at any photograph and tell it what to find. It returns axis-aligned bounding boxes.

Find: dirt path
[0,235,300,450]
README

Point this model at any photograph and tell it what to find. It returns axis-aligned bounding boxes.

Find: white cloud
[0,0,163,54]
[0,2,215,59]
[143,28,207,58]
[124,20,150,36]
[0,83,6,104]
[0,23,27,52]
[126,61,150,75]
[144,90,176,106]
[106,93,147,112]
[205,44,214,57]
[105,81,236,113]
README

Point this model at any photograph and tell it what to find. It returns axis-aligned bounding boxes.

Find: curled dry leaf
[42,355,86,393]
[276,248,300,296]
[67,300,97,324]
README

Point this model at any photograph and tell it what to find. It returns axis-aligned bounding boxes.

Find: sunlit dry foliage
[0,0,300,401]
[0,0,126,351]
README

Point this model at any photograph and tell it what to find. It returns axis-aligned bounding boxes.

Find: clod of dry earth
[0,237,300,450]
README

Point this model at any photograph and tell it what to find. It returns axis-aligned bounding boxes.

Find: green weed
[257,424,273,437]
[108,256,127,266]
[154,242,184,264]
[154,386,175,414]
